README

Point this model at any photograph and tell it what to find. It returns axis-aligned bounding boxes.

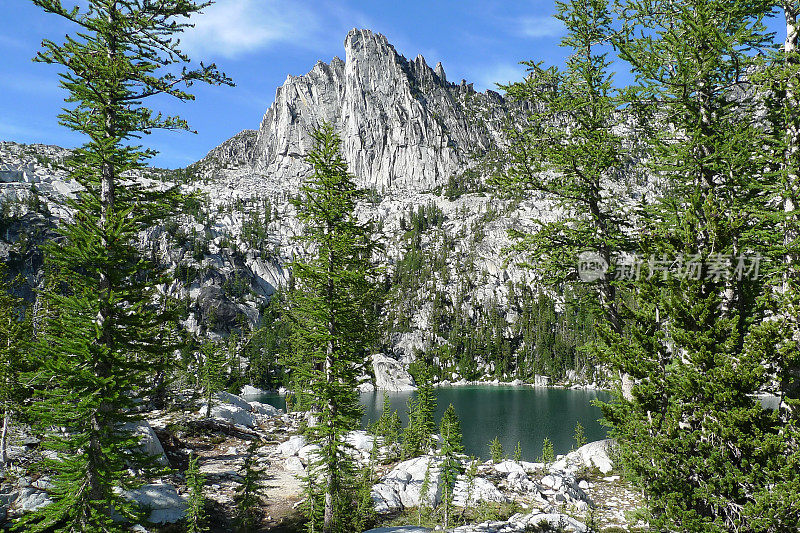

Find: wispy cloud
[0,34,28,51]
[0,120,80,146]
[178,0,320,58]
[471,63,528,92]
[518,15,564,39]
[0,73,63,97]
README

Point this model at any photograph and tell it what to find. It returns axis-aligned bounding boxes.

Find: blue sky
[0,1,788,168]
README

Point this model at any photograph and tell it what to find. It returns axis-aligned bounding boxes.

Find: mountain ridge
[197,28,513,195]
[0,29,609,386]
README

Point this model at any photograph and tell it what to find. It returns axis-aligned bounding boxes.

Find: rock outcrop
[197,391,284,428]
[0,28,625,387]
[372,353,416,391]
[551,439,615,474]
[371,456,443,512]
[248,28,511,193]
[371,455,508,514]
[122,483,186,524]
[122,420,169,466]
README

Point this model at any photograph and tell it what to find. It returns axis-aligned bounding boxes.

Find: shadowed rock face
[372,353,416,391]
[252,28,510,193]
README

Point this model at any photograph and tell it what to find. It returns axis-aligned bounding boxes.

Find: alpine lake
[256,385,610,462]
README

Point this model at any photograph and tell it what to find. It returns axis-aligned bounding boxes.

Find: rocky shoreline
[0,389,642,532]
[352,353,612,395]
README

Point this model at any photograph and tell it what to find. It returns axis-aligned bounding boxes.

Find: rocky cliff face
[0,141,281,339]
[0,29,617,383]
[248,28,510,193]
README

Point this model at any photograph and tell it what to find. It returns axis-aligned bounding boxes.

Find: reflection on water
[256,386,610,462]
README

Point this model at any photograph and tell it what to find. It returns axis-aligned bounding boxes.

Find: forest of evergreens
[1,0,799,532]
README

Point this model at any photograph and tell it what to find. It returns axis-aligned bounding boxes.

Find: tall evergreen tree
[185,453,208,533]
[767,2,800,419]
[19,1,231,530]
[234,440,266,533]
[438,404,464,530]
[750,2,800,422]
[371,393,402,462]
[0,268,30,470]
[599,0,800,530]
[495,0,632,340]
[200,340,226,418]
[402,362,437,458]
[488,436,504,464]
[285,123,381,533]
[726,2,800,525]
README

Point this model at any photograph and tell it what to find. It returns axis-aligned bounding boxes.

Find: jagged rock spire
[250,29,510,192]
[434,61,446,83]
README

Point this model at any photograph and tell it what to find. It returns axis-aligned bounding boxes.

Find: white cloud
[177,0,320,58]
[518,15,564,39]
[472,63,528,92]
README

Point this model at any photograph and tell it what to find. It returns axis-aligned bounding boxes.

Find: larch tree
[19,1,231,530]
[739,1,800,525]
[200,339,226,418]
[600,0,800,530]
[755,1,800,421]
[285,123,381,533]
[185,453,208,533]
[0,268,30,471]
[495,0,633,340]
[233,440,266,533]
[438,403,464,530]
[777,1,800,417]
[401,361,437,458]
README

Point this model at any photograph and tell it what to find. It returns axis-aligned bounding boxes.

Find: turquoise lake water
[257,386,610,462]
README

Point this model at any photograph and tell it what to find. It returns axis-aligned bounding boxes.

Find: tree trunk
[86,413,107,504]
[444,489,450,529]
[785,2,799,201]
[86,2,119,507]
[783,2,800,416]
[323,244,336,533]
[0,409,10,470]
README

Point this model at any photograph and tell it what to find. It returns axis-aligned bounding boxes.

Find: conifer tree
[285,123,380,533]
[495,0,631,339]
[742,5,800,524]
[460,457,479,523]
[402,362,437,458]
[539,437,554,465]
[371,393,402,461]
[352,443,378,532]
[439,404,464,529]
[234,440,266,533]
[0,268,30,470]
[201,340,226,418]
[20,1,231,530]
[417,458,433,526]
[513,441,523,462]
[488,436,504,464]
[573,421,586,450]
[185,454,208,533]
[599,0,800,529]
